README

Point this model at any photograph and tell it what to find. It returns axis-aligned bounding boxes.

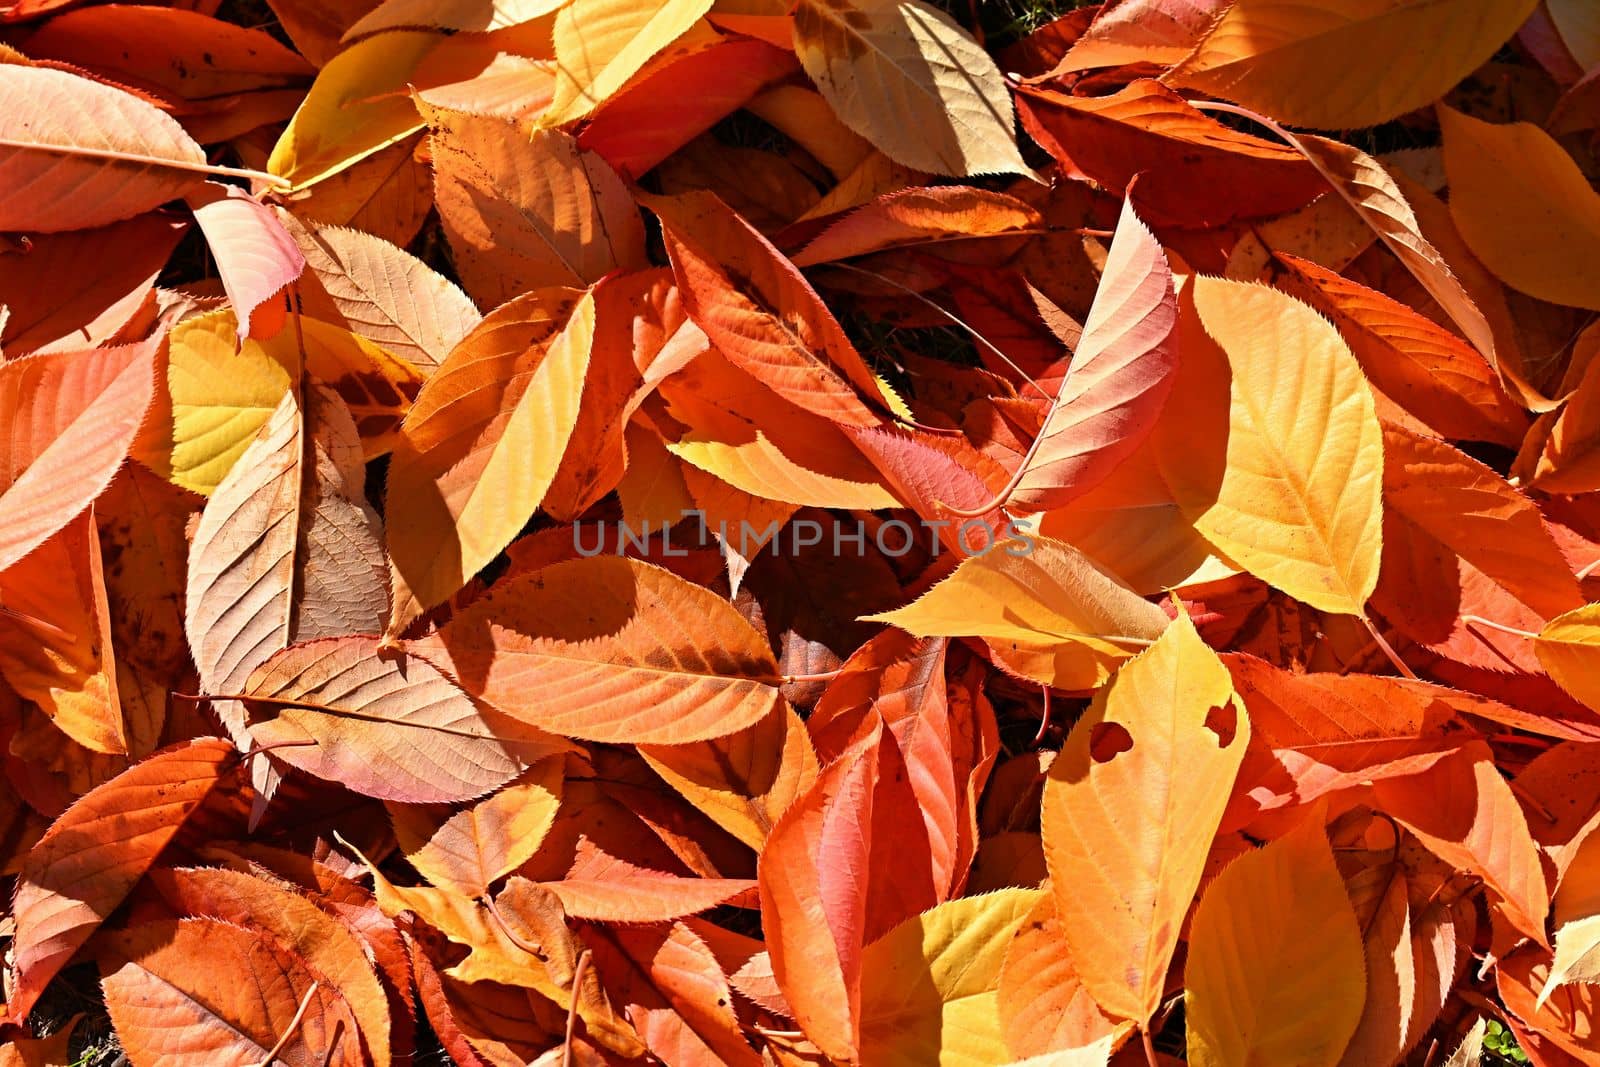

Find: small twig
[562,949,593,1067]
[252,979,319,1067]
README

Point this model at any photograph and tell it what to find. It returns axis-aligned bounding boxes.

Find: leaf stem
[0,136,293,191]
[251,979,319,1067]
[0,602,78,645]
[562,949,593,1067]
[1360,616,1417,679]
[1459,614,1539,641]
[781,668,844,685]
[1033,685,1053,747]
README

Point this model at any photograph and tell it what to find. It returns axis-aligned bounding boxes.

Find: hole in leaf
[1204,701,1238,747]
[1089,722,1133,763]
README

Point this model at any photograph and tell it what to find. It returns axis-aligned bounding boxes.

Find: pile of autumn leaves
[9,0,1600,1064]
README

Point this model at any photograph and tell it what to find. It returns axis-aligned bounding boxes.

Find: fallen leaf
[1440,104,1600,312]
[793,0,1029,177]
[10,738,236,1021]
[412,555,783,744]
[1043,607,1248,1028]
[1168,0,1537,129]
[1184,813,1367,1067]
[0,65,208,232]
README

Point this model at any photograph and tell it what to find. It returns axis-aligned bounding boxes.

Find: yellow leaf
[386,756,565,899]
[792,0,1029,178]
[639,699,819,849]
[1167,0,1537,129]
[1537,603,1600,713]
[1185,814,1367,1067]
[385,288,594,631]
[857,888,1044,1067]
[268,31,438,190]
[162,310,291,497]
[1440,105,1600,312]
[542,0,714,127]
[654,347,897,510]
[1042,608,1249,1028]
[865,536,1169,691]
[1161,277,1384,616]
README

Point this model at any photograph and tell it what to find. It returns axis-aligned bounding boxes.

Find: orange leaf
[996,890,1127,1059]
[0,337,157,574]
[648,189,890,427]
[0,65,210,232]
[387,756,565,899]
[101,917,363,1067]
[0,511,124,754]
[413,556,782,744]
[424,105,646,308]
[9,737,237,1021]
[145,865,393,1067]
[383,287,594,630]
[1373,742,1549,945]
[757,711,942,1062]
[1005,198,1177,513]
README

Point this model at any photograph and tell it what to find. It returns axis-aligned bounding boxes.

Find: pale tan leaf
[284,212,481,370]
[245,635,571,803]
[186,385,387,709]
[793,0,1029,177]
